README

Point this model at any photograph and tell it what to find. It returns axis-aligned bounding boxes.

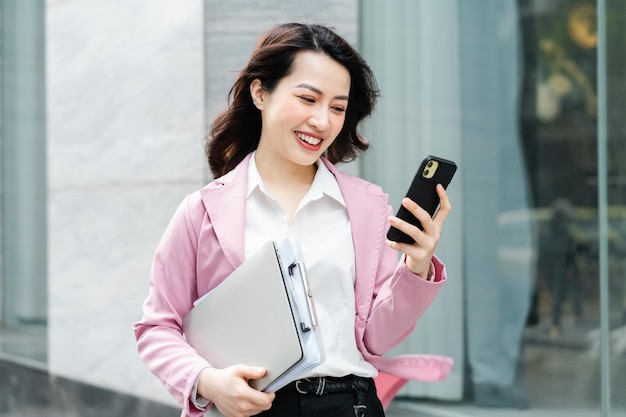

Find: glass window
[606,0,626,411]
[517,0,601,410]
[360,0,623,414]
[0,0,47,363]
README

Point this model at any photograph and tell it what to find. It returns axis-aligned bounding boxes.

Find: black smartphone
[386,155,457,244]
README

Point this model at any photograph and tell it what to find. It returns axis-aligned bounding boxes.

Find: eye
[298,96,315,103]
[331,106,346,113]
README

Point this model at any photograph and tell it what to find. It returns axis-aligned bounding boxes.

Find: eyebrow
[294,83,349,101]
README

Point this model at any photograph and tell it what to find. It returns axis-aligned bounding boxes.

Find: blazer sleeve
[133,193,211,417]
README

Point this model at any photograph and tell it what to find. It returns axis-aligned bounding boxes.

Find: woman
[134,22,452,417]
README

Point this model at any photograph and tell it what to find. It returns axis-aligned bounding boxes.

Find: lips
[295,131,322,146]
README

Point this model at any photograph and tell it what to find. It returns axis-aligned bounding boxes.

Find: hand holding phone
[386,155,457,244]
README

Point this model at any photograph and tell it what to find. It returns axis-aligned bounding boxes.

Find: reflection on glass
[518,0,603,410]
[461,0,620,412]
[460,0,535,408]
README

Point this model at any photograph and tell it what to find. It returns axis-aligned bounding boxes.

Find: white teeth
[296,132,321,145]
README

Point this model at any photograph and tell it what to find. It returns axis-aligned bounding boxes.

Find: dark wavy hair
[205,22,380,178]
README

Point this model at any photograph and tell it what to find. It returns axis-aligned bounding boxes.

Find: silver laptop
[182,239,322,393]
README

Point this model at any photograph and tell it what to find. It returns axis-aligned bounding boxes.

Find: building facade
[1,0,624,416]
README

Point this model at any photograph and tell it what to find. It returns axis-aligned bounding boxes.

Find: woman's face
[252,51,351,169]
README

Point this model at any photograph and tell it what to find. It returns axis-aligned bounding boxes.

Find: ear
[249,79,265,110]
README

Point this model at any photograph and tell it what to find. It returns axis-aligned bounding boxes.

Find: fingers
[235,365,275,405]
[433,184,451,226]
[386,202,428,247]
[386,184,451,277]
[238,365,267,381]
[400,184,451,233]
[199,365,274,417]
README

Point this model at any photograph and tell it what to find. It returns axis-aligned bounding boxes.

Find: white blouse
[245,154,377,378]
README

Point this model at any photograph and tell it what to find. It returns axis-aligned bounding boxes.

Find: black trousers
[255,377,386,417]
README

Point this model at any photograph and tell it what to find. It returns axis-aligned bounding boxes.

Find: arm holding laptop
[133,192,274,417]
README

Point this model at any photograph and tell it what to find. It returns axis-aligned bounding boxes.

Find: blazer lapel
[323,159,388,311]
[200,154,252,271]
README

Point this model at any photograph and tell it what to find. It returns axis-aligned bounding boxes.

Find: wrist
[192,367,213,409]
[405,256,434,280]
[197,367,217,403]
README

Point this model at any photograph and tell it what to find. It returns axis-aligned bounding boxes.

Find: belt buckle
[295,377,326,395]
[295,378,310,394]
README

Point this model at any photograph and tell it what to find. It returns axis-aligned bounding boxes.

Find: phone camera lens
[424,169,430,176]
[427,161,434,168]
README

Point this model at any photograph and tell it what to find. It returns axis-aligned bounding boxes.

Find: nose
[309,106,330,132]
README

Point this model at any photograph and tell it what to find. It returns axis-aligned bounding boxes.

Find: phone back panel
[387,156,456,244]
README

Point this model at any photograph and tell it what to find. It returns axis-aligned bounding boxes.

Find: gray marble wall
[46,0,206,405]
[45,0,357,407]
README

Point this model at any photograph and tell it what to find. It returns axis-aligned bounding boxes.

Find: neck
[253,152,319,223]
[254,153,318,188]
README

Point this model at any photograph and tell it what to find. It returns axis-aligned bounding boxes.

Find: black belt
[283,375,371,417]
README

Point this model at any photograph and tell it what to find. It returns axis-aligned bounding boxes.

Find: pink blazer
[134,154,453,417]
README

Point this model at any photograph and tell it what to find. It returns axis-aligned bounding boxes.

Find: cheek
[330,114,347,136]
[264,100,298,126]
[279,102,309,123]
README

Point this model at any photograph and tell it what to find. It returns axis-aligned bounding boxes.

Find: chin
[291,150,323,166]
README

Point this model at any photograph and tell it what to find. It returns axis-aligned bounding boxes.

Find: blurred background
[0,0,624,416]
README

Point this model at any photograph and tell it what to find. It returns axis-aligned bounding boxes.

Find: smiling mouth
[295,132,322,146]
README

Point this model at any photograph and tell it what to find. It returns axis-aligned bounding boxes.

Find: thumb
[240,366,267,381]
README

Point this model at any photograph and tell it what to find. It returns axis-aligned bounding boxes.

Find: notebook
[182,239,324,394]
